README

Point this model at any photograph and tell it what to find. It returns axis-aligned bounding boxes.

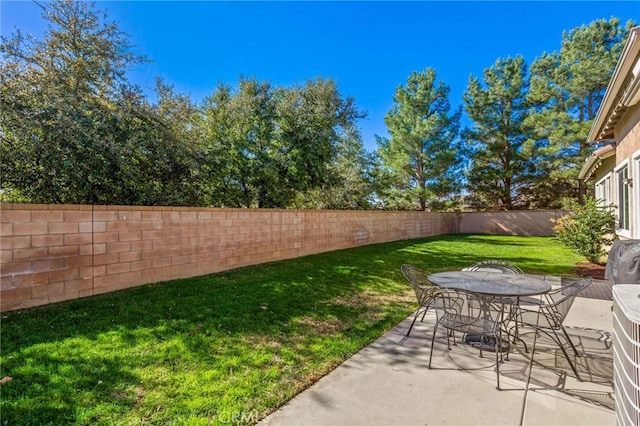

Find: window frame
[615,160,631,239]
[595,174,612,207]
[633,148,640,239]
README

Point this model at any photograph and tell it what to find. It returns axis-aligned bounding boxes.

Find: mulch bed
[574,262,606,280]
[570,262,612,301]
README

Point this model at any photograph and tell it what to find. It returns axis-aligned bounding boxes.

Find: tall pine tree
[526,17,634,204]
[377,68,461,211]
[463,56,539,210]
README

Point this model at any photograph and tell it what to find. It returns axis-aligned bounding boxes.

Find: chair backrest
[462,260,523,274]
[401,264,435,305]
[432,290,464,320]
[543,277,593,323]
[434,290,502,333]
[401,264,431,285]
[517,277,592,329]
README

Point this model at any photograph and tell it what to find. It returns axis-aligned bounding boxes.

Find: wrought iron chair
[462,260,524,274]
[462,260,524,340]
[400,264,442,336]
[428,290,505,390]
[463,260,524,330]
[509,277,593,381]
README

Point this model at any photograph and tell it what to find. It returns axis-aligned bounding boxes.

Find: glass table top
[427,271,551,296]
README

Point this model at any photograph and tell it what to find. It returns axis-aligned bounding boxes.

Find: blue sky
[2,1,639,151]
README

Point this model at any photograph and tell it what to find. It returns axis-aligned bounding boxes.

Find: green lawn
[0,234,585,425]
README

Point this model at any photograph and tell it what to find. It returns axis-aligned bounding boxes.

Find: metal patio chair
[462,260,524,274]
[463,260,524,333]
[400,264,442,337]
[462,260,524,340]
[428,290,506,390]
[509,277,593,381]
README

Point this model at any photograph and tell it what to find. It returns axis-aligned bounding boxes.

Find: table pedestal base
[464,335,510,352]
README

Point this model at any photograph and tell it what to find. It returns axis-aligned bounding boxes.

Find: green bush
[553,197,617,264]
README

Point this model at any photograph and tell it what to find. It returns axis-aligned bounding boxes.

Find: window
[596,175,611,206]
[635,151,640,239]
[617,165,630,231]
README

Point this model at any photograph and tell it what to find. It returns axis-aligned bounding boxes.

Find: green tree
[198,82,238,207]
[292,126,377,209]
[277,78,365,198]
[199,77,365,208]
[377,68,462,211]
[231,77,280,208]
[526,17,634,203]
[463,55,538,210]
[0,0,148,204]
[553,197,617,263]
[201,77,290,208]
[136,79,202,206]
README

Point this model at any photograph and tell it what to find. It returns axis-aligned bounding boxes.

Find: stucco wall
[616,102,640,160]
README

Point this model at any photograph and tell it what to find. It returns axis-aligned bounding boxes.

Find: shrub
[553,197,617,264]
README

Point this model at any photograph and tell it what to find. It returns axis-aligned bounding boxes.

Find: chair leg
[406,308,423,336]
[495,334,501,390]
[511,299,521,343]
[556,337,582,381]
[507,321,529,353]
[428,323,439,369]
[549,328,582,381]
[560,324,581,357]
[512,320,520,344]
[420,306,429,322]
[532,327,583,381]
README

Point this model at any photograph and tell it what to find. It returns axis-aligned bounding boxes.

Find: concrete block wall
[458,210,569,236]
[0,204,457,312]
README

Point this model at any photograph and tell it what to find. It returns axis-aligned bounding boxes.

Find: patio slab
[259,280,615,426]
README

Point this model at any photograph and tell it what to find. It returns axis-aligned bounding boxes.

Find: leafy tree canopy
[1,0,372,209]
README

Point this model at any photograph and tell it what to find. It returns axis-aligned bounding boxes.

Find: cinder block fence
[1,204,461,312]
[1,204,566,312]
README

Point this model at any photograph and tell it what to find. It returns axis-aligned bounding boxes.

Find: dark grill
[605,240,640,284]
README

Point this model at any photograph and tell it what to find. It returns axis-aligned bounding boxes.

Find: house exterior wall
[620,112,640,239]
[613,106,640,239]
[616,103,640,158]
[0,204,564,312]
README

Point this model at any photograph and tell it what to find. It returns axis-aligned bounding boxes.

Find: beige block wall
[0,204,458,312]
[458,210,569,236]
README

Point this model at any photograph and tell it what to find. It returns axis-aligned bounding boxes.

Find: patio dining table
[427,271,552,298]
[427,271,552,351]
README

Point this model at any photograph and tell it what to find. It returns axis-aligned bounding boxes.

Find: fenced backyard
[0,234,589,425]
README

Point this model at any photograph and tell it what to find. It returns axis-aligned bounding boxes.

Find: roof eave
[578,143,616,180]
[587,27,640,143]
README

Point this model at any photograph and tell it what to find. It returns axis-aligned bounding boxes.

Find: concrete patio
[260,277,615,426]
